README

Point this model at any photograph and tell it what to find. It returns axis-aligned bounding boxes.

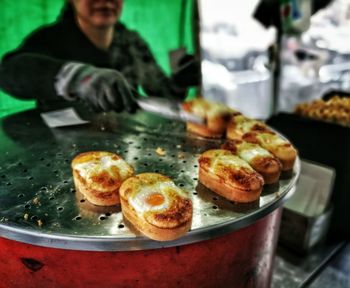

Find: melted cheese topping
[74,156,131,180]
[257,133,288,146]
[234,115,264,133]
[209,150,253,174]
[237,142,272,163]
[191,98,236,118]
[129,181,188,214]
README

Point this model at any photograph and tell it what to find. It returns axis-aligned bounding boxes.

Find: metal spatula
[135,96,205,124]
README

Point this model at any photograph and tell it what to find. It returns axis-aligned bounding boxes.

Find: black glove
[55,63,137,112]
[172,54,200,88]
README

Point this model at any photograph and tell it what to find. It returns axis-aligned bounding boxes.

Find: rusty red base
[0,208,281,288]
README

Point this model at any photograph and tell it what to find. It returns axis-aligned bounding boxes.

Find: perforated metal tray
[0,110,300,251]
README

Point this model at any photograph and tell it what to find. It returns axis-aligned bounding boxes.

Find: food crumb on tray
[32,197,40,205]
[178,152,185,159]
[155,147,166,156]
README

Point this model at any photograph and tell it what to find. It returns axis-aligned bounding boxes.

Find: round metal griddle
[0,109,300,251]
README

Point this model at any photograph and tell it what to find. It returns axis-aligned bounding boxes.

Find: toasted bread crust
[250,157,281,184]
[144,196,192,228]
[120,197,192,241]
[226,120,244,140]
[72,151,134,206]
[242,133,297,171]
[198,150,264,202]
[226,115,271,141]
[227,115,297,171]
[267,145,297,171]
[73,170,121,206]
[198,168,262,203]
[186,122,224,138]
[119,173,193,241]
[183,99,238,138]
[221,140,282,184]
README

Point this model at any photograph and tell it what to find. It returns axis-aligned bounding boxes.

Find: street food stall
[0,1,349,288]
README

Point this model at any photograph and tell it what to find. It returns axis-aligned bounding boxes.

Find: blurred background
[1,1,350,286]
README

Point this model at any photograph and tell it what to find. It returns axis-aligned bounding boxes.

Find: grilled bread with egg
[198,149,264,203]
[119,173,193,241]
[72,151,134,206]
[182,98,239,138]
[221,140,281,184]
[226,114,271,140]
[242,132,297,171]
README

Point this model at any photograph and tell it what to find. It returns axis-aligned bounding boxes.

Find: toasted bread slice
[242,132,297,171]
[221,140,282,184]
[119,173,193,241]
[226,114,271,140]
[182,98,239,138]
[198,149,264,203]
[72,151,134,206]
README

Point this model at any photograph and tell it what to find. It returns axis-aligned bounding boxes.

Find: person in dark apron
[0,0,199,112]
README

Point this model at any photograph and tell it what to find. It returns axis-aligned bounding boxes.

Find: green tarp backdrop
[0,0,194,117]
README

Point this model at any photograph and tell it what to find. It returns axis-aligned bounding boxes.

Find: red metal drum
[0,208,281,288]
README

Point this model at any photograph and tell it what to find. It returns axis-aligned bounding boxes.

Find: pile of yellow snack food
[295,96,350,126]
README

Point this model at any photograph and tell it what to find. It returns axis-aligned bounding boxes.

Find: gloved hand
[55,63,137,112]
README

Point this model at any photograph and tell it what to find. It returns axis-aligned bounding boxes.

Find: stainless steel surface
[136,97,205,124]
[272,242,346,288]
[0,109,300,251]
[308,242,350,288]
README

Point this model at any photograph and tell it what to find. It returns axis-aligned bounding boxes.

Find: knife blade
[135,96,205,125]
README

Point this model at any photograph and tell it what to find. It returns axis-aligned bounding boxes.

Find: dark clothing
[0,5,184,110]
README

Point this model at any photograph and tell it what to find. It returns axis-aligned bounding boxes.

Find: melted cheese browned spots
[218,166,263,191]
[242,132,260,144]
[251,123,271,133]
[90,171,121,189]
[251,156,281,172]
[198,157,211,170]
[72,151,134,192]
[145,197,192,228]
[221,140,242,154]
